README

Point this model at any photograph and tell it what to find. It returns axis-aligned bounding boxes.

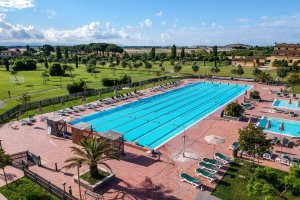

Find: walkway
[194,191,221,200]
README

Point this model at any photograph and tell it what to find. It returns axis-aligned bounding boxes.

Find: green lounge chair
[195,168,217,182]
[288,111,296,117]
[214,152,231,164]
[276,92,281,97]
[229,141,239,151]
[282,138,290,147]
[271,137,280,145]
[202,157,222,168]
[180,173,202,188]
[28,115,36,122]
[199,162,219,173]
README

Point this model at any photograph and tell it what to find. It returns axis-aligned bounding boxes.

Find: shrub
[66,80,85,94]
[12,59,37,71]
[250,91,261,100]
[224,102,244,117]
[101,74,132,87]
[49,63,65,76]
[120,74,132,84]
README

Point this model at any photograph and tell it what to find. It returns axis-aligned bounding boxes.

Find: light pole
[62,182,66,199]
[0,139,2,149]
[77,161,82,200]
[182,126,188,157]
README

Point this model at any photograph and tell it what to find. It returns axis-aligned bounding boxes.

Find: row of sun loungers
[100,91,145,105]
[20,115,36,125]
[180,152,231,188]
[149,81,181,92]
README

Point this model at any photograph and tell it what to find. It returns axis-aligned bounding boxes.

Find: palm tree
[64,137,119,178]
[210,66,220,75]
[0,149,12,187]
[257,71,272,83]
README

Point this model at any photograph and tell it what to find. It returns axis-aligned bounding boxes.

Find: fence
[0,75,252,123]
[24,168,78,200]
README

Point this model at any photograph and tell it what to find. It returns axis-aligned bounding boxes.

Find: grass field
[1,60,298,114]
[211,160,297,200]
[0,177,58,200]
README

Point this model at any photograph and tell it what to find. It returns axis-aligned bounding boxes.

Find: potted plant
[249,90,261,101]
[224,102,244,120]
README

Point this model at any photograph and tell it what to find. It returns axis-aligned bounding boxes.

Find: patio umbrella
[266,119,271,128]
[279,122,284,131]
[298,101,300,107]
[288,98,292,104]
[38,104,42,112]
[245,90,248,95]
[205,135,225,157]
[60,99,64,106]
[280,88,283,93]
[248,117,252,124]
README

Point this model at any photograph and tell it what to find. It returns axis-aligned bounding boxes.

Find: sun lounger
[262,150,273,160]
[283,92,289,97]
[21,119,32,125]
[214,152,231,164]
[195,168,217,182]
[39,116,48,122]
[282,138,290,147]
[202,157,222,168]
[273,108,284,113]
[69,107,79,112]
[64,108,74,114]
[180,172,202,188]
[281,154,291,165]
[271,137,280,145]
[112,96,121,101]
[134,91,145,96]
[229,141,239,151]
[28,115,36,122]
[74,106,86,111]
[288,111,296,117]
[199,162,219,173]
[9,123,18,129]
[290,158,300,166]
[57,110,67,116]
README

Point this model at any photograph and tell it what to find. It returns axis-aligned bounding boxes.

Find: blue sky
[0,0,300,46]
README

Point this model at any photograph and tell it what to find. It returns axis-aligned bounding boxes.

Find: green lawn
[211,160,298,200]
[0,177,59,200]
[80,170,110,185]
[0,61,297,114]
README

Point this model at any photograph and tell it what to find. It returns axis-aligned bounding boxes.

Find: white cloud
[0,13,6,19]
[237,18,249,22]
[161,21,166,25]
[0,0,34,10]
[156,11,162,17]
[46,9,57,19]
[160,33,169,43]
[140,18,152,28]
[211,22,216,28]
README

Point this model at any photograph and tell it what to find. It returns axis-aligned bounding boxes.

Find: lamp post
[77,161,82,200]
[62,182,66,199]
[182,126,188,157]
[0,139,2,149]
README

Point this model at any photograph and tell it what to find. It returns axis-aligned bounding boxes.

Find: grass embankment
[0,177,58,200]
[212,160,298,200]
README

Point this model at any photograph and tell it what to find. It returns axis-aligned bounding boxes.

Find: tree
[284,166,300,195]
[171,45,177,60]
[49,63,65,76]
[192,64,200,76]
[238,123,271,163]
[41,70,49,85]
[19,93,31,104]
[10,70,18,84]
[210,66,220,75]
[64,47,69,59]
[180,47,185,60]
[121,60,127,71]
[224,102,244,117]
[145,62,152,74]
[236,65,244,77]
[64,137,119,178]
[75,52,79,68]
[99,61,106,67]
[174,64,182,73]
[42,44,54,57]
[212,45,218,67]
[150,47,155,60]
[44,58,49,69]
[0,149,12,187]
[253,67,262,76]
[276,67,288,81]
[64,65,74,80]
[66,80,85,94]
[287,73,300,90]
[56,46,62,60]
[257,71,272,83]
[13,59,37,71]
[231,68,238,77]
[292,61,299,72]
[3,58,10,71]
[249,91,261,100]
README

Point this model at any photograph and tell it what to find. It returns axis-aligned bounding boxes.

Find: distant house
[270,43,300,66]
[0,50,21,58]
[231,56,266,67]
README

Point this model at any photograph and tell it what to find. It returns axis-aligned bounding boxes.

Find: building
[270,43,300,66]
[231,56,266,67]
[0,50,21,57]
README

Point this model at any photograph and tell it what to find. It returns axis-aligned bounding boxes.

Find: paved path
[0,101,4,109]
[1,88,61,101]
[194,191,221,200]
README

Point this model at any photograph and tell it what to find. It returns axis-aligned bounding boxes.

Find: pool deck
[0,79,300,199]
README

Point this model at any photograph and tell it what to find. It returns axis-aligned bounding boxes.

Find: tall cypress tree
[56,46,62,60]
[171,44,177,60]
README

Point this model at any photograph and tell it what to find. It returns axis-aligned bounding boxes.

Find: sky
[0,0,300,46]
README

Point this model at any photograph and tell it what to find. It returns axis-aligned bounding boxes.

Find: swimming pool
[272,99,300,111]
[257,116,300,137]
[71,82,251,149]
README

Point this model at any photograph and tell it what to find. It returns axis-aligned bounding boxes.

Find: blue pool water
[71,82,251,149]
[272,99,300,111]
[257,117,300,137]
